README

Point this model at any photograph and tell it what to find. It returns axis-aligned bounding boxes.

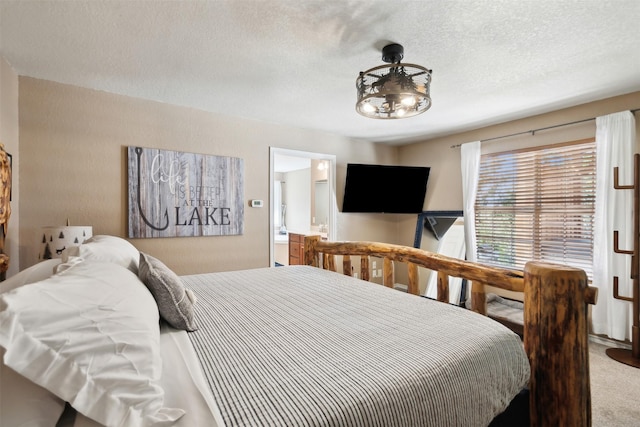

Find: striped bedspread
[183,266,529,427]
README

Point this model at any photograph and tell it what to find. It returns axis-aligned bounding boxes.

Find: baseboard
[588,334,632,349]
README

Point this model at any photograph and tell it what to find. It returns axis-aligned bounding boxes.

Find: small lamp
[38,221,92,260]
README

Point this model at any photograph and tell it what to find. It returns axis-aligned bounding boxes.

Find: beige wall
[13,73,640,281]
[0,57,19,277]
[18,77,397,274]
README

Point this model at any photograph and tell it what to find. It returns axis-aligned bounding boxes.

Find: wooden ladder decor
[609,153,640,368]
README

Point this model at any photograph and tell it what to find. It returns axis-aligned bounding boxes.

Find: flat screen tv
[342,163,430,214]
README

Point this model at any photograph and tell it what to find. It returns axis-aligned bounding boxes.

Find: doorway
[269,148,337,267]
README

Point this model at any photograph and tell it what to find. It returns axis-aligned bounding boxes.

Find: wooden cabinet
[288,233,305,265]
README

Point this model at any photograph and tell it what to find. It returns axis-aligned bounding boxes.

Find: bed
[0,235,596,427]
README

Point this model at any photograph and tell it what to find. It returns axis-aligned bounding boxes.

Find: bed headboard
[303,235,597,427]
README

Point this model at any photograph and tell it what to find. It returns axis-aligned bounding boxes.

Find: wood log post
[524,261,592,427]
[323,253,336,272]
[303,235,321,267]
[383,257,394,288]
[360,256,370,281]
[471,281,487,315]
[343,255,352,276]
[407,263,419,295]
[436,270,449,303]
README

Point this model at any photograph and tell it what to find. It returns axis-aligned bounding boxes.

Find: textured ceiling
[1,1,639,145]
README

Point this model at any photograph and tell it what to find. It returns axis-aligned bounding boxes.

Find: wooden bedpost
[524,261,595,427]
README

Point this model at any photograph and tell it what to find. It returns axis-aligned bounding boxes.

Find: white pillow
[64,235,140,274]
[0,258,61,294]
[0,348,66,427]
[0,260,185,426]
[0,260,67,426]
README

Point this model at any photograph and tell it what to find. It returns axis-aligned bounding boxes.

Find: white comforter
[69,324,224,427]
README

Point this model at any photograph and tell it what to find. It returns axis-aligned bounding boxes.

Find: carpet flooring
[590,341,640,426]
[491,340,640,427]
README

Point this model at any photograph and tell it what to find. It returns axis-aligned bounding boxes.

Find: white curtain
[461,141,481,263]
[461,141,481,304]
[592,111,636,341]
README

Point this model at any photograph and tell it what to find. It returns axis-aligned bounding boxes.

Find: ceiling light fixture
[356,43,432,120]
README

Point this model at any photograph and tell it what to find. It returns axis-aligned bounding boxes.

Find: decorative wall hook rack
[0,144,11,282]
[609,153,640,368]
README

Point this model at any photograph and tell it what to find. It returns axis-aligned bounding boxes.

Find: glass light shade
[401,96,417,107]
[38,225,93,260]
[356,62,432,119]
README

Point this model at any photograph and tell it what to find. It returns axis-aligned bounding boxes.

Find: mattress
[183,265,530,427]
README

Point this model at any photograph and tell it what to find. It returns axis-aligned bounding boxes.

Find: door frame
[269,147,337,267]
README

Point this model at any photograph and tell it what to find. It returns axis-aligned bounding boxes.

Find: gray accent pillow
[138,252,198,332]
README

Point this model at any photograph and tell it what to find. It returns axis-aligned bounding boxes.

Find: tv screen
[342,163,430,214]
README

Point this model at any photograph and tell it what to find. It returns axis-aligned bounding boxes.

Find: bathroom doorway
[269,148,337,267]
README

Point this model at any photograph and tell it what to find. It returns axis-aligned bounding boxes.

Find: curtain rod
[450,108,640,148]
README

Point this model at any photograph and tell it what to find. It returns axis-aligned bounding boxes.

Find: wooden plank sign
[127,146,244,238]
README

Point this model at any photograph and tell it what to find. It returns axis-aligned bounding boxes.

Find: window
[475,139,596,279]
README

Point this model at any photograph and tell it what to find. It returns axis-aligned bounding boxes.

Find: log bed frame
[303,235,598,427]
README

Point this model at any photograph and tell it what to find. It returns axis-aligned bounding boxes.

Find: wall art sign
[127,146,244,238]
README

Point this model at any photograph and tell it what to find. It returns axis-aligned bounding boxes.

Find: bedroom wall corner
[0,55,19,277]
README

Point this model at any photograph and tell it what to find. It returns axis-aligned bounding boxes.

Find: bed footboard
[303,235,598,427]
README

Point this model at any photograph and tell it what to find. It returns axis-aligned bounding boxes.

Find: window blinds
[475,139,596,279]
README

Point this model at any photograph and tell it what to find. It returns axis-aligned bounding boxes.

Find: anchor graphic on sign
[135,147,169,231]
